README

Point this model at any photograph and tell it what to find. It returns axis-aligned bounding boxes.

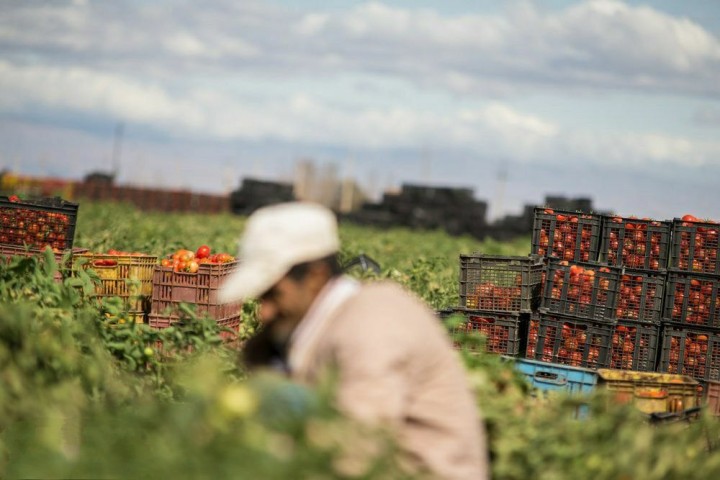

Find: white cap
[218,202,340,303]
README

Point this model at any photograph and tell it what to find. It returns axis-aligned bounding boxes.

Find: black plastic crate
[663,271,720,328]
[599,215,671,270]
[541,258,621,322]
[531,207,601,263]
[459,254,544,313]
[439,308,524,357]
[526,310,613,369]
[616,269,666,323]
[669,218,720,274]
[658,324,720,383]
[0,196,79,251]
[609,319,661,371]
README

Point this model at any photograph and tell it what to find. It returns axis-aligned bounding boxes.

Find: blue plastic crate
[513,357,598,395]
[511,357,598,417]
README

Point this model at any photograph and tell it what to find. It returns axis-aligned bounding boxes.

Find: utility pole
[111,122,124,177]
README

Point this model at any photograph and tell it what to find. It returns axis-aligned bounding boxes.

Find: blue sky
[1,0,719,221]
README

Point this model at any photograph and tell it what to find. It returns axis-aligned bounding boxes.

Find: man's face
[257,273,318,330]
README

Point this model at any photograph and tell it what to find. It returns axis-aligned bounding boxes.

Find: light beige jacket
[288,278,489,480]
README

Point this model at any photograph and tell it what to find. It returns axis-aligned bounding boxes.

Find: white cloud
[1,1,719,96]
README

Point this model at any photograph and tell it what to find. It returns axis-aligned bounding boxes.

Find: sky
[1,0,719,221]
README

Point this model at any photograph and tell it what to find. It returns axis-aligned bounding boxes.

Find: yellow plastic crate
[596,369,700,414]
[73,253,157,312]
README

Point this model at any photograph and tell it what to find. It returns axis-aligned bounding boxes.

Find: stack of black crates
[656,218,720,389]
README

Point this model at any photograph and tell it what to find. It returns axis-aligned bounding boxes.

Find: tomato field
[2,200,720,479]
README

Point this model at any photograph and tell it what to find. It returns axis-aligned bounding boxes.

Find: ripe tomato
[186,260,200,273]
[196,245,211,259]
[682,214,698,222]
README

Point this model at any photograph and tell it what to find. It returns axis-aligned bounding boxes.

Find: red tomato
[196,245,211,259]
[682,214,698,222]
[8,195,19,202]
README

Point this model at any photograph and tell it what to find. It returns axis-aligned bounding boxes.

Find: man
[219,202,488,480]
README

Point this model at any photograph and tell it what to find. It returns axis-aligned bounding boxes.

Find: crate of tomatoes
[526,310,613,369]
[440,308,525,357]
[596,369,699,415]
[599,215,671,270]
[151,245,241,320]
[73,249,157,318]
[658,325,720,382]
[1,244,88,282]
[615,269,666,323]
[669,214,720,274]
[459,254,544,313]
[0,195,79,251]
[662,271,720,328]
[531,207,601,263]
[541,259,621,323]
[609,319,661,372]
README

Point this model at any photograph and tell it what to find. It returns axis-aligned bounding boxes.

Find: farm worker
[219,201,488,480]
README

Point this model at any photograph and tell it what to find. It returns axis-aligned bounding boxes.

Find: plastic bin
[596,369,699,414]
[669,218,720,274]
[531,207,601,262]
[704,380,720,416]
[150,261,242,320]
[599,216,671,270]
[662,271,720,328]
[73,253,157,313]
[443,308,524,356]
[459,254,544,313]
[615,269,666,323]
[609,319,660,372]
[513,357,598,417]
[658,325,720,382]
[148,311,241,343]
[541,259,620,322]
[0,196,79,251]
[1,244,87,281]
[526,310,614,369]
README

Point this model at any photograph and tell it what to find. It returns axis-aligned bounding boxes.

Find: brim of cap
[218,259,290,304]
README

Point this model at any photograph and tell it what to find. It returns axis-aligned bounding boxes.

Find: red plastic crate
[615,269,665,323]
[662,271,720,328]
[442,308,523,356]
[1,244,87,281]
[541,259,621,323]
[148,312,241,342]
[150,261,242,320]
[531,207,601,263]
[658,325,720,382]
[0,196,79,251]
[459,254,544,313]
[526,311,613,369]
[609,319,660,371]
[669,218,720,274]
[599,216,670,270]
